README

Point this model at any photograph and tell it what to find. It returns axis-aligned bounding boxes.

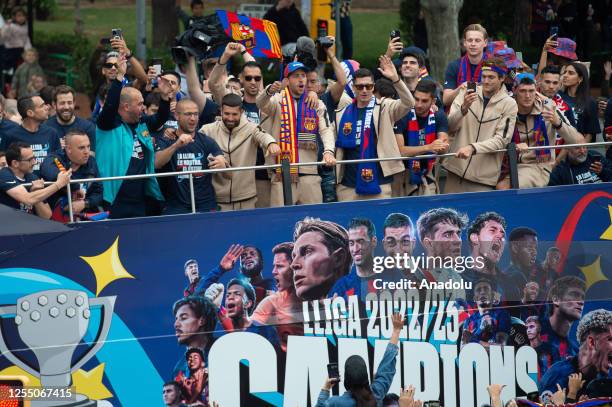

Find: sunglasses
[103,62,118,69]
[244,75,262,82]
[354,83,374,91]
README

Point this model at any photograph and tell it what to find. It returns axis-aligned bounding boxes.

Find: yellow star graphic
[578,256,609,291]
[72,363,113,400]
[0,364,112,400]
[600,205,612,240]
[80,237,134,296]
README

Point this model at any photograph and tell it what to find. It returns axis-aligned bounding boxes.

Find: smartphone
[327,363,339,380]
[592,156,602,163]
[390,30,401,40]
[151,58,163,76]
[467,81,476,92]
[424,402,440,407]
[550,26,559,39]
[111,28,123,39]
[516,51,523,61]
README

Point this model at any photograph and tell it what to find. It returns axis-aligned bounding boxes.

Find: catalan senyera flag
[215,10,282,59]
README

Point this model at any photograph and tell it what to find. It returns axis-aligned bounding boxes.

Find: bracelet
[218,59,228,66]
[241,49,247,55]
[553,120,562,130]
[125,53,132,59]
[392,78,401,84]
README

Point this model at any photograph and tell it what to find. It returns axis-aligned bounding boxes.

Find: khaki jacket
[444,86,518,187]
[256,89,335,176]
[334,80,415,183]
[200,118,276,203]
[513,98,580,188]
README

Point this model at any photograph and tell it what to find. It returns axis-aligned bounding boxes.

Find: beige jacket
[334,80,415,182]
[200,118,276,203]
[513,98,580,188]
[444,86,518,187]
[256,89,335,176]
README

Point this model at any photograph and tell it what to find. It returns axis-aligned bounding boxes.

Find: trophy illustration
[0,289,115,406]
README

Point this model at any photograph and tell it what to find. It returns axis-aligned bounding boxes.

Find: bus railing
[23,140,612,223]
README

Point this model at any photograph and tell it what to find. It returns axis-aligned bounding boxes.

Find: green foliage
[35,33,93,93]
[34,0,58,20]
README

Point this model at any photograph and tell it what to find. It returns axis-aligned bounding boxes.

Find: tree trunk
[74,0,83,36]
[420,0,464,82]
[512,0,530,48]
[152,0,178,49]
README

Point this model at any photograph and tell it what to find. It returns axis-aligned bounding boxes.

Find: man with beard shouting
[46,85,96,151]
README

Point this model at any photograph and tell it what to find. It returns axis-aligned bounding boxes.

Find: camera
[317,37,334,49]
[171,15,228,64]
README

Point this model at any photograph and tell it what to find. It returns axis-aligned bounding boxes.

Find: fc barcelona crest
[304,117,317,132]
[361,168,374,182]
[231,23,256,49]
[342,122,352,135]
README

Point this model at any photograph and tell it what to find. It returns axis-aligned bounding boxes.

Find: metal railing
[23,140,612,223]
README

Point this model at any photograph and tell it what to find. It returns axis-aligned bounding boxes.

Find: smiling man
[291,217,351,300]
[46,85,97,151]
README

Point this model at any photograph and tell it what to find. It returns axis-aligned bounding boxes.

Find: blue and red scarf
[336,96,381,195]
[457,54,483,85]
[406,108,437,185]
[278,88,318,180]
[513,114,551,162]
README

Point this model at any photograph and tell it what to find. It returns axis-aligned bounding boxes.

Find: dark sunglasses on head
[244,75,262,82]
[103,63,118,69]
[354,83,374,91]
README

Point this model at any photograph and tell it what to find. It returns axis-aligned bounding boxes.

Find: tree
[420,0,464,81]
[152,0,178,49]
[512,0,530,48]
[74,0,83,36]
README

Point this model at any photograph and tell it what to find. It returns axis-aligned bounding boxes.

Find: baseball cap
[549,38,577,60]
[284,61,308,78]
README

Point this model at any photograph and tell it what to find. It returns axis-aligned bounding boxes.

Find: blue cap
[284,61,308,78]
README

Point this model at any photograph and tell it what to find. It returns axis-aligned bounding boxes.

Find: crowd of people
[0,1,611,222]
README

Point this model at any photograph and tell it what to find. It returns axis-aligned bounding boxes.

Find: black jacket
[548,150,612,186]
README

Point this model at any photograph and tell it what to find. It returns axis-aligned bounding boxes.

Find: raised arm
[378,55,414,121]
[185,56,208,113]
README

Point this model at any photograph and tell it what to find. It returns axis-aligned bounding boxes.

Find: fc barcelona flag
[216,10,282,59]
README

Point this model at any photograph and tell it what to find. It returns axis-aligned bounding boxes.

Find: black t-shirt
[341,108,392,188]
[116,130,147,202]
[45,116,97,151]
[444,58,479,90]
[0,125,61,174]
[197,99,220,128]
[155,132,222,211]
[559,92,601,137]
[0,167,38,213]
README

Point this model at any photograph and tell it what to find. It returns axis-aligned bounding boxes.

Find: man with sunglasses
[334,55,414,201]
[206,42,274,208]
[0,141,71,218]
[0,95,62,176]
[497,72,579,189]
[96,55,174,219]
